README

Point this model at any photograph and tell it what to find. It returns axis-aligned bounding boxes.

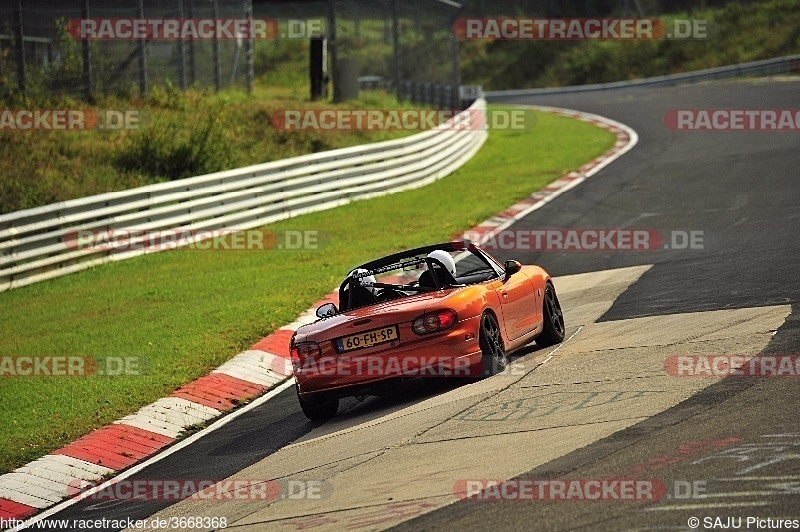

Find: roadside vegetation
[3,0,797,213]
[0,38,414,215]
[0,107,615,474]
[462,0,800,89]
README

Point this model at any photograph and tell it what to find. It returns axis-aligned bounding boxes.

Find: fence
[0,0,467,105]
[1,0,260,99]
[0,99,487,292]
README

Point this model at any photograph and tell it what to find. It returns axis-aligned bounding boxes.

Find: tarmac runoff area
[125,264,790,531]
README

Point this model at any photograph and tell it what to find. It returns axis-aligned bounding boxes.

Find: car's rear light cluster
[291,342,322,365]
[412,309,458,335]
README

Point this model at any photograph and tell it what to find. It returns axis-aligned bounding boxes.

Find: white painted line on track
[541,325,584,366]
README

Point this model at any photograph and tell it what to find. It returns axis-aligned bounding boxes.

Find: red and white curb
[0,344,296,523]
[0,106,637,527]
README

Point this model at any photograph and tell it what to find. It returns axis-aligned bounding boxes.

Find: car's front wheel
[479,311,507,377]
[536,281,565,347]
[296,384,339,420]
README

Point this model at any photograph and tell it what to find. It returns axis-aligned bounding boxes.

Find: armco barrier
[0,99,487,292]
[486,55,800,98]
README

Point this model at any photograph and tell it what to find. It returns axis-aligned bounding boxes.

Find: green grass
[0,108,616,474]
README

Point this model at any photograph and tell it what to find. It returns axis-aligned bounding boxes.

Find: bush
[113,101,235,181]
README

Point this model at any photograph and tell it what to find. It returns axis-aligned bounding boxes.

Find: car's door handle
[501,291,509,298]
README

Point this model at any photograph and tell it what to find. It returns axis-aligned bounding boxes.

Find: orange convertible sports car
[290,241,565,420]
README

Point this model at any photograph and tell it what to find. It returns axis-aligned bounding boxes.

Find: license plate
[336,325,399,353]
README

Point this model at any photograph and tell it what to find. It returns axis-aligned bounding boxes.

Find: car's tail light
[412,309,458,335]
[290,342,322,366]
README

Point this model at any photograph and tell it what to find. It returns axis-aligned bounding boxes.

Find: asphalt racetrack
[398,78,800,531]
[29,78,800,532]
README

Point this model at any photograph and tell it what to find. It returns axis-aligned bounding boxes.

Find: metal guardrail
[486,55,800,98]
[0,99,488,292]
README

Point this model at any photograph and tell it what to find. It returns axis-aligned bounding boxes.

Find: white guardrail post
[0,99,488,292]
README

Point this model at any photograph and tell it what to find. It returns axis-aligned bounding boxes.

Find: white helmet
[349,268,377,294]
[427,250,456,277]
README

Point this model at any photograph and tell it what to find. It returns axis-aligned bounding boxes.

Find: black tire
[296,384,339,421]
[536,282,565,347]
[479,312,507,377]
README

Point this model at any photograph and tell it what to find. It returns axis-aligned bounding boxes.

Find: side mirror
[316,302,338,319]
[504,260,522,279]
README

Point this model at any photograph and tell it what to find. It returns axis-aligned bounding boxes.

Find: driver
[348,268,377,294]
[427,250,457,277]
[420,250,457,287]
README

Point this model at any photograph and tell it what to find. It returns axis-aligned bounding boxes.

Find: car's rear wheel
[536,282,565,347]
[296,384,339,420]
[479,312,507,377]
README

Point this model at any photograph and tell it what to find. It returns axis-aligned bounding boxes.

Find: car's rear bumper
[295,315,483,399]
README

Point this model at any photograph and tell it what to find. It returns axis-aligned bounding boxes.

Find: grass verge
[0,107,616,474]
